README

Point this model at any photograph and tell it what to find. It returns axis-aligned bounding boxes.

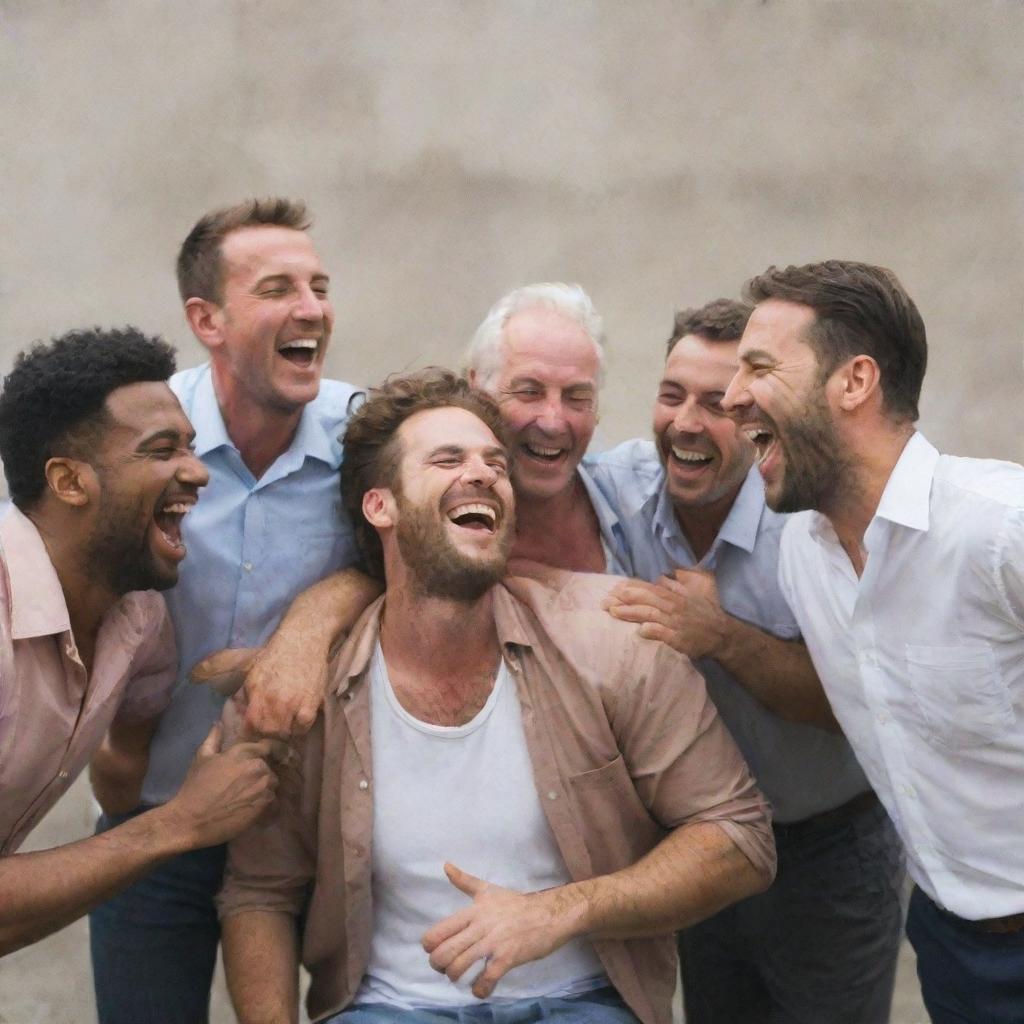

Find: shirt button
[358,779,369,791]
[902,783,916,798]
[242,562,254,572]
[58,770,69,781]
[547,790,558,801]
[876,711,889,724]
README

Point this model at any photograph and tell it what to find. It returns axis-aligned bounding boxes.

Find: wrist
[710,611,741,664]
[143,800,203,857]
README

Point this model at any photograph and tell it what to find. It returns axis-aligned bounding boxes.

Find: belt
[773,789,880,839]
[929,893,1024,935]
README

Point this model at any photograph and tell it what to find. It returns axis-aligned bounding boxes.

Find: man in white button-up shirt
[723,259,1024,1024]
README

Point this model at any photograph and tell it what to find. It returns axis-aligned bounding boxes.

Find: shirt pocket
[904,643,1014,747]
[568,755,662,875]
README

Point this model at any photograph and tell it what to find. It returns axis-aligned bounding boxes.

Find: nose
[178,451,210,490]
[462,454,499,488]
[722,369,753,416]
[672,396,705,435]
[292,283,326,324]
[534,396,568,435]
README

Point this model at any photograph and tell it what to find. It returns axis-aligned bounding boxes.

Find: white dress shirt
[778,432,1024,919]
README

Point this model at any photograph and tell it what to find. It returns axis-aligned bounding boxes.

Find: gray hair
[464,283,606,390]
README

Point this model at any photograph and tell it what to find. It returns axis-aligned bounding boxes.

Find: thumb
[198,721,223,758]
[444,862,485,896]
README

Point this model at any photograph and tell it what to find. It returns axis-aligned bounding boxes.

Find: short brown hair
[341,368,510,579]
[743,261,927,421]
[667,298,752,357]
[176,197,311,303]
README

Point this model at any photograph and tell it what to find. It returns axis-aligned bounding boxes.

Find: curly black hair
[0,326,177,510]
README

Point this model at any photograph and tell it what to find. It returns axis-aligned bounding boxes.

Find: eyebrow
[253,272,331,290]
[506,377,595,391]
[740,348,778,365]
[426,444,509,463]
[137,428,195,450]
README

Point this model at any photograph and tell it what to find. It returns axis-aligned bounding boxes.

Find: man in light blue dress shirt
[589,299,904,1024]
[89,199,366,1024]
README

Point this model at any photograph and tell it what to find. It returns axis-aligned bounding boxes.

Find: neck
[822,422,915,569]
[673,485,741,562]
[31,513,117,662]
[210,364,301,479]
[514,475,585,534]
[378,579,500,685]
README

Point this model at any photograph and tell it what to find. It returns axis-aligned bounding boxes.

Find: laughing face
[203,225,334,415]
[724,299,849,514]
[653,334,753,515]
[484,307,600,502]
[85,381,208,593]
[389,406,514,601]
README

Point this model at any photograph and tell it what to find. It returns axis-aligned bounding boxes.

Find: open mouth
[277,338,319,368]
[669,444,714,470]
[521,441,567,464]
[743,426,777,468]
[447,502,498,533]
[152,499,194,557]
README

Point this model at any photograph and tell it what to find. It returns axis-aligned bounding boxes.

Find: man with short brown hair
[219,368,775,1024]
[725,260,1024,1022]
[89,199,375,1024]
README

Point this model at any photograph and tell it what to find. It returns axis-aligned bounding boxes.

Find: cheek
[500,404,534,438]
[569,411,597,449]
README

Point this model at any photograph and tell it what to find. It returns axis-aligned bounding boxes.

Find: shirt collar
[191,364,340,470]
[649,463,764,560]
[0,507,72,639]
[873,431,937,532]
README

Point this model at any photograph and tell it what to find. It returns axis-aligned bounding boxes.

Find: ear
[44,457,95,508]
[184,297,225,352]
[832,355,882,412]
[362,487,396,529]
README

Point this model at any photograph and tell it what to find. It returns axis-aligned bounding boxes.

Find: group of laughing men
[0,197,1021,1024]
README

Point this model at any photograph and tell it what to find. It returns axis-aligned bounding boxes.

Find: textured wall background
[1,2,1021,1021]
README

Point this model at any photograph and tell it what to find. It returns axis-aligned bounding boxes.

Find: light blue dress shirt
[141,365,362,805]
[586,438,869,823]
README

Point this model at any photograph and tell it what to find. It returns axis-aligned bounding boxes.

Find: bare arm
[191,568,381,739]
[605,569,838,730]
[222,910,301,1024]
[89,715,160,816]
[0,724,285,957]
[424,819,767,998]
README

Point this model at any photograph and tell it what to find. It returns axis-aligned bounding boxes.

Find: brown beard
[394,492,511,603]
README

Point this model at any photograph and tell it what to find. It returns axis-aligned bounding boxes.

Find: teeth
[742,427,772,445]
[161,502,192,515]
[671,446,712,463]
[279,338,318,351]
[448,503,496,522]
[526,443,562,457]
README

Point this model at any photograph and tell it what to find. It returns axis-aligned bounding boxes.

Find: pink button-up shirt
[219,572,775,1024]
[0,507,177,854]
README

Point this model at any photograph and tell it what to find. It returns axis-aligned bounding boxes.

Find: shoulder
[584,439,663,513]
[932,455,1024,517]
[168,364,209,411]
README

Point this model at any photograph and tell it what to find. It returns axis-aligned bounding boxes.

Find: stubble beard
[85,489,175,595]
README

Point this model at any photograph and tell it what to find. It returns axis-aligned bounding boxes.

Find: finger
[442,937,492,983]
[607,580,662,604]
[292,700,319,735]
[243,698,292,742]
[638,622,690,653]
[606,601,671,625]
[444,862,486,897]
[190,647,259,695]
[608,585,679,616]
[198,721,223,758]
[426,922,484,973]
[422,906,475,952]
[471,954,510,1000]
[236,737,293,764]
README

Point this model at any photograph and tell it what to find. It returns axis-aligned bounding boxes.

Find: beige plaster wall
[1,2,1021,1021]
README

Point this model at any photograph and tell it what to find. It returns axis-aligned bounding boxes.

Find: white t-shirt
[354,644,606,1007]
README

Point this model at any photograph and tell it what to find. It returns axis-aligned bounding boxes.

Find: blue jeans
[88,808,227,1024]
[907,886,1024,1024]
[679,795,905,1024]
[326,987,638,1024]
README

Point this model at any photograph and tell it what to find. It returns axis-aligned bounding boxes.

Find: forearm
[715,619,838,730]
[561,820,769,943]
[0,803,191,956]
[278,567,382,655]
[222,910,301,1024]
